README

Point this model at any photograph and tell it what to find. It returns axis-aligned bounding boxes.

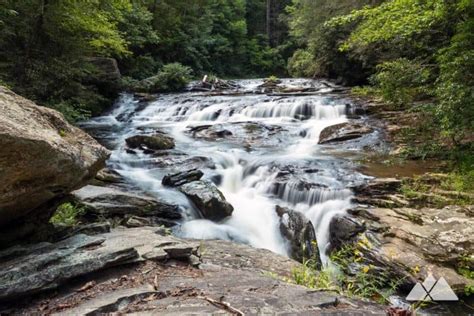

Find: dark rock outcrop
[0,87,109,232]
[328,215,365,252]
[72,185,182,225]
[179,180,233,221]
[162,169,204,187]
[125,134,175,151]
[275,206,321,267]
[318,122,373,144]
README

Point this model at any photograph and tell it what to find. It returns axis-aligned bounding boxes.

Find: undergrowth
[292,237,405,304]
[49,202,85,227]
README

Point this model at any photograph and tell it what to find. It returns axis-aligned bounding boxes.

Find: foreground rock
[125,133,175,151]
[179,180,233,221]
[72,185,182,226]
[0,87,109,236]
[0,227,386,315]
[333,178,474,294]
[276,206,321,266]
[0,233,138,301]
[318,122,373,144]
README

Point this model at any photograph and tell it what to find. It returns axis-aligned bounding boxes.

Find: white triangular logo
[406,283,429,301]
[429,277,459,301]
[406,274,459,302]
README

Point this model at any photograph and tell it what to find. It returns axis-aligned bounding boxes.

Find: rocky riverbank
[0,81,472,315]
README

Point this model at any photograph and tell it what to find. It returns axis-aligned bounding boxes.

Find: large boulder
[179,180,233,221]
[125,133,175,151]
[318,122,373,144]
[275,206,321,267]
[0,87,109,227]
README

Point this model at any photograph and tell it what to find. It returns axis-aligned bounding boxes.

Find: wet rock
[275,206,321,267]
[179,180,233,221]
[318,122,373,144]
[0,86,109,238]
[188,124,233,140]
[94,168,123,184]
[162,169,204,187]
[0,234,138,301]
[125,133,175,150]
[72,185,182,223]
[328,215,365,252]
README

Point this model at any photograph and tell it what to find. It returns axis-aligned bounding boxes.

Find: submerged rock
[318,122,373,144]
[125,133,175,150]
[188,124,233,140]
[275,206,321,267]
[179,180,233,221]
[162,169,204,187]
[72,185,182,225]
[0,86,109,236]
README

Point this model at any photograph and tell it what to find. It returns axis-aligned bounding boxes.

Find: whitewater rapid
[83,79,369,264]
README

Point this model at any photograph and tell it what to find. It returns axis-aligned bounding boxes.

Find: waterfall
[83,79,359,265]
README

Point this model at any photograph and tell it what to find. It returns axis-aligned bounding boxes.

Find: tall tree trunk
[266,0,272,45]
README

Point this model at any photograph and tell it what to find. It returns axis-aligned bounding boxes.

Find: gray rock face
[275,206,321,267]
[125,134,175,151]
[72,185,182,224]
[179,180,234,221]
[1,227,387,315]
[318,122,373,144]
[0,234,138,301]
[0,87,109,227]
[162,169,204,187]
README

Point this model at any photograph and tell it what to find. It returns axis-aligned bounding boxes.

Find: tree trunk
[266,0,272,45]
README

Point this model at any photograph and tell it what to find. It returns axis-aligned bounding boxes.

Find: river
[82,78,378,264]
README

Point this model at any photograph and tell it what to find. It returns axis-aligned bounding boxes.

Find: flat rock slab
[1,227,387,315]
[72,185,182,221]
[49,263,385,315]
[0,234,138,301]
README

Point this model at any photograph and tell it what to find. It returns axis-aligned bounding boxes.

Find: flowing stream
[83,79,375,264]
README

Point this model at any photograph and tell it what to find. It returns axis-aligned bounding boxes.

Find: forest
[0,0,472,144]
[0,0,473,314]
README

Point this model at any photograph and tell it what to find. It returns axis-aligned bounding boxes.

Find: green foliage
[0,0,290,120]
[435,1,474,139]
[49,203,85,227]
[287,49,317,77]
[330,239,405,304]
[137,63,192,93]
[292,238,404,304]
[370,58,433,108]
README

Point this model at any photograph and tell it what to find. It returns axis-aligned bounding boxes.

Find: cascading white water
[83,79,361,265]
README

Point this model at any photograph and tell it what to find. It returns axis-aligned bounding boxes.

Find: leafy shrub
[49,203,85,227]
[138,63,192,92]
[370,58,433,108]
[288,49,318,77]
[435,5,474,139]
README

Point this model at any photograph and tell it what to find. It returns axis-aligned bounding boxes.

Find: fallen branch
[199,295,244,315]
